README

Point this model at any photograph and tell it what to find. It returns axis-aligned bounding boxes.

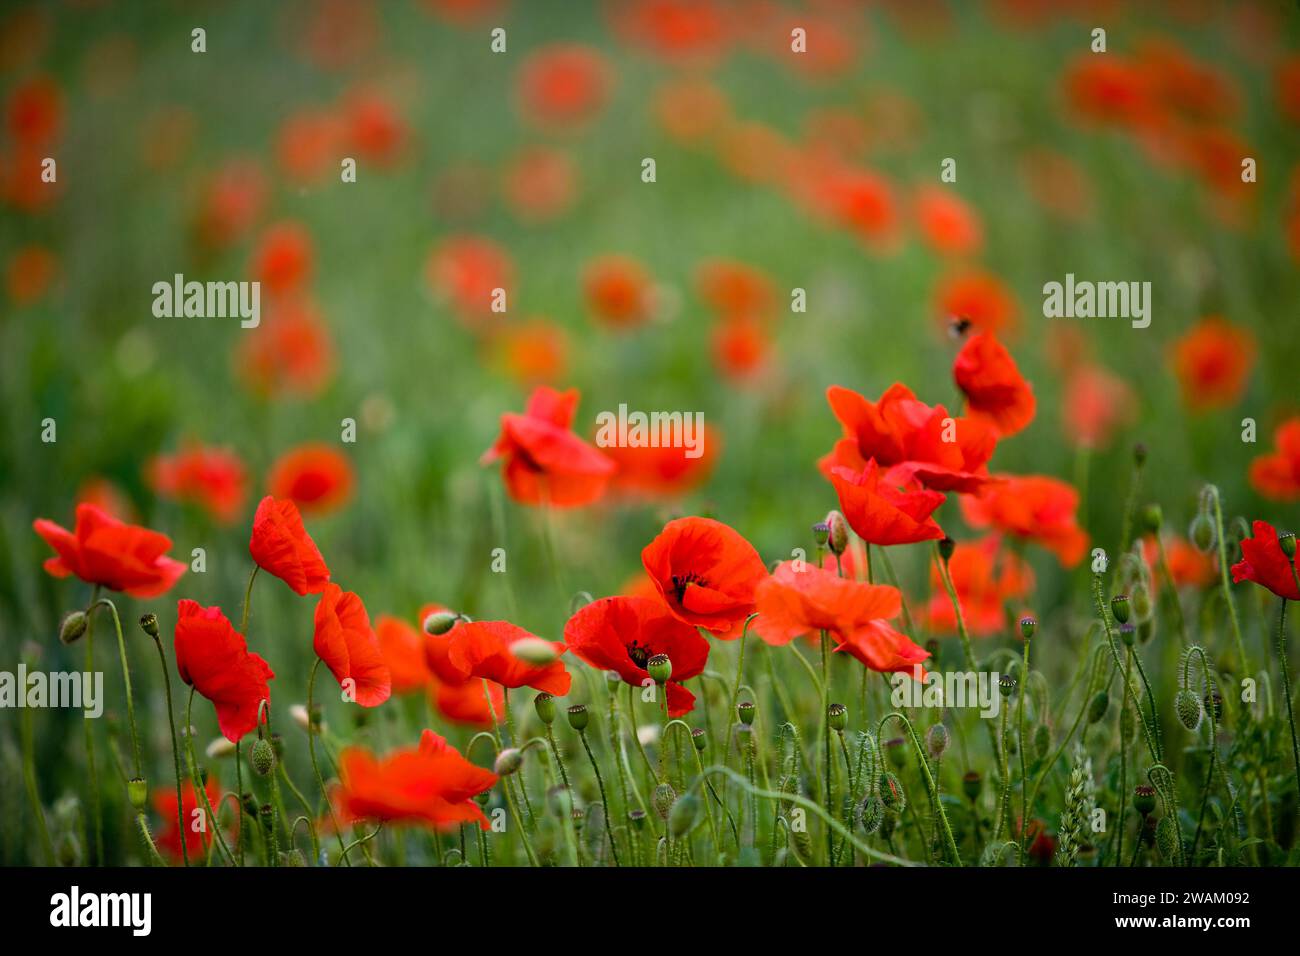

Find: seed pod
[138,613,160,639]
[691,728,707,752]
[962,770,982,802]
[1019,616,1037,641]
[1110,594,1131,624]
[566,703,589,732]
[812,521,830,548]
[1175,689,1203,732]
[1279,531,1297,559]
[1086,690,1109,724]
[938,536,956,563]
[127,778,148,812]
[1133,784,1157,817]
[998,673,1016,698]
[647,653,672,684]
[827,702,847,732]
[534,692,556,726]
[737,700,756,726]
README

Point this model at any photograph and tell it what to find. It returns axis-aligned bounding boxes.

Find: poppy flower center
[671,572,706,603]
[626,640,654,669]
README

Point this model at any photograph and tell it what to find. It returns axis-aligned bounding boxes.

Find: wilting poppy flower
[33,503,186,598]
[426,235,513,328]
[174,600,275,741]
[516,44,613,130]
[146,443,248,525]
[266,443,355,516]
[248,495,331,595]
[154,776,221,863]
[827,458,946,546]
[641,516,767,632]
[711,314,771,382]
[584,254,657,329]
[696,259,776,318]
[825,383,997,493]
[313,584,392,707]
[446,621,570,694]
[604,425,719,499]
[6,244,56,305]
[565,596,709,716]
[481,385,614,507]
[494,319,569,386]
[935,268,1019,336]
[375,616,433,695]
[1232,520,1300,601]
[250,221,314,297]
[502,145,576,223]
[1061,362,1136,449]
[926,536,1034,636]
[1249,417,1300,501]
[237,297,336,398]
[1170,316,1255,412]
[1142,535,1215,591]
[333,729,497,830]
[961,475,1089,567]
[754,561,903,646]
[914,185,983,257]
[953,331,1036,436]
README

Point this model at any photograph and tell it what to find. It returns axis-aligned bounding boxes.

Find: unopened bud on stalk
[653,782,676,819]
[858,793,885,834]
[422,611,459,635]
[647,653,671,684]
[510,637,558,665]
[1133,442,1147,467]
[1019,616,1036,641]
[885,736,907,769]
[1175,689,1203,731]
[926,722,949,759]
[59,610,88,645]
[206,737,236,759]
[880,772,906,812]
[495,748,523,776]
[737,700,755,726]
[258,804,274,834]
[1155,817,1178,861]
[566,703,589,732]
[628,808,647,830]
[1189,512,1215,554]
[1280,531,1297,560]
[1140,503,1163,534]
[251,737,276,776]
[290,704,310,731]
[1110,594,1130,624]
[827,702,847,732]
[1204,688,1223,722]
[668,792,701,837]
[825,511,849,556]
[1087,691,1109,724]
[534,692,556,726]
[127,778,148,812]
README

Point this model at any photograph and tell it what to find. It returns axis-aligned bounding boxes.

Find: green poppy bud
[1175,689,1203,731]
[422,611,459,635]
[1189,512,1215,554]
[1087,690,1109,724]
[1155,816,1179,861]
[1032,723,1051,762]
[858,793,885,834]
[668,792,700,838]
[962,770,982,802]
[1140,503,1163,534]
[494,748,523,776]
[825,511,849,556]
[925,722,949,759]
[59,610,89,645]
[653,782,676,819]
[880,772,906,812]
[250,737,276,776]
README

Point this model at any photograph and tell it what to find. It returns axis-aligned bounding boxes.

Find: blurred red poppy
[502,145,576,223]
[76,477,135,522]
[147,443,248,525]
[276,109,342,184]
[1062,54,1153,127]
[961,475,1089,567]
[914,185,983,257]
[251,221,314,298]
[480,385,614,507]
[313,583,392,707]
[1249,417,1300,502]
[516,44,613,130]
[6,75,62,147]
[953,331,1036,436]
[192,158,267,250]
[6,243,56,305]
[343,89,408,167]
[1142,535,1215,590]
[584,254,657,329]
[926,536,1034,636]
[754,561,903,646]
[712,314,771,382]
[446,621,571,695]
[641,515,767,632]
[266,443,354,516]
[426,235,513,329]
[827,458,946,546]
[935,269,1019,336]
[1170,316,1255,411]
[609,0,729,62]
[376,616,433,695]
[174,600,274,741]
[654,78,730,144]
[1061,363,1136,450]
[154,776,220,864]
[697,259,776,318]
[1279,55,1300,124]
[1231,520,1300,601]
[493,319,569,386]
[604,425,719,499]
[237,297,336,398]
[248,495,331,596]
[333,730,496,831]
[33,503,186,598]
[565,596,709,716]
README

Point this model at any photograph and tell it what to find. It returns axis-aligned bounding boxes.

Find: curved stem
[307,658,350,864]
[1210,487,1248,674]
[149,629,189,866]
[877,712,962,865]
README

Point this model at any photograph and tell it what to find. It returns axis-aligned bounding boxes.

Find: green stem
[1210,487,1249,674]
[579,729,620,865]
[307,658,350,864]
[148,626,189,866]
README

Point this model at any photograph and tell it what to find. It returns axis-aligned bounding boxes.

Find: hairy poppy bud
[535,692,556,726]
[926,722,949,759]
[495,747,523,776]
[1087,690,1109,724]
[251,737,276,776]
[938,536,956,563]
[691,727,707,752]
[1280,531,1297,560]
[1131,583,1153,622]
[1140,503,1163,534]
[1110,594,1130,624]
[668,792,700,838]
[1155,816,1179,861]
[282,848,307,867]
[1019,616,1036,641]
[653,781,676,819]
[1133,784,1157,817]
[962,770,981,802]
[422,610,458,635]
[1203,688,1223,722]
[825,511,849,556]
[566,703,589,732]
[138,612,159,639]
[127,777,148,812]
[827,702,847,732]
[812,521,830,548]
[647,653,671,684]
[1175,689,1203,731]
[1189,512,1215,554]
[290,704,310,731]
[885,736,907,768]
[510,637,558,665]
[880,772,906,812]
[858,793,885,834]
[59,610,89,645]
[737,699,755,726]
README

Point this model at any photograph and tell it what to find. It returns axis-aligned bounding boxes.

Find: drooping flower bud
[938,536,956,563]
[1189,512,1215,554]
[1155,816,1179,861]
[827,702,847,732]
[494,747,523,776]
[647,653,672,684]
[825,511,849,556]
[880,772,906,812]
[1203,688,1223,722]
[1139,503,1163,534]
[858,793,885,834]
[251,737,276,776]
[534,692,556,726]
[422,610,459,635]
[668,792,700,838]
[59,610,89,645]
[566,703,589,732]
[1119,623,1136,647]
[1175,689,1203,731]
[653,781,676,819]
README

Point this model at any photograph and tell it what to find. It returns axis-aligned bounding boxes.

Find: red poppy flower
[425,235,514,329]
[376,615,433,695]
[192,158,267,250]
[754,561,903,646]
[248,495,331,596]
[236,297,336,398]
[6,244,56,305]
[1231,520,1300,601]
[342,89,408,167]
[276,109,342,184]
[825,457,946,546]
[432,675,504,727]
[493,319,569,386]
[914,185,983,257]
[1249,417,1300,502]
[516,44,613,130]
[811,165,900,248]
[926,536,1034,636]
[7,75,62,147]
[1169,316,1256,412]
[953,331,1036,437]
[961,475,1089,567]
[333,730,497,831]
[1142,535,1215,591]
[33,503,186,598]
[153,776,221,863]
[584,255,657,329]
[313,584,391,707]
[934,268,1019,336]
[641,516,767,632]
[825,383,997,493]
[266,443,355,516]
[480,385,615,507]
[1279,55,1300,124]
[604,425,719,499]
[174,600,275,741]
[445,621,571,695]
[609,0,729,62]
[1061,363,1136,449]
[250,221,313,298]
[696,259,776,318]
[654,78,730,144]
[565,596,709,716]
[146,443,248,525]
[1062,54,1153,127]
[835,619,930,676]
[502,145,576,223]
[711,314,771,382]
